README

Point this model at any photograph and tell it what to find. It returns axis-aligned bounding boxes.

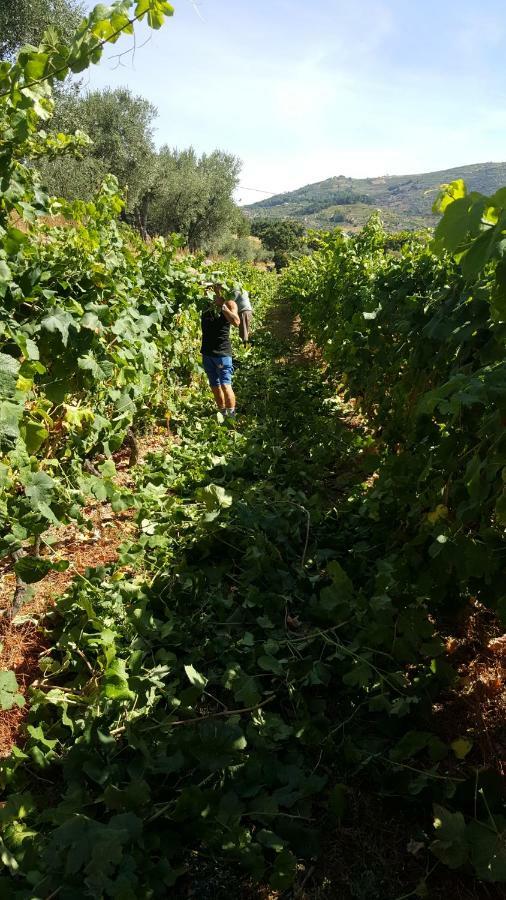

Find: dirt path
[268,302,322,365]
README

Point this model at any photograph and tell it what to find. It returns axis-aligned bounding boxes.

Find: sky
[82,0,506,205]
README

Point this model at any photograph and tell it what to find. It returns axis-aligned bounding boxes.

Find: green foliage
[281,214,506,616]
[218,233,269,263]
[250,218,306,269]
[39,94,243,243]
[205,258,277,313]
[295,191,372,215]
[1,5,505,894]
[433,178,506,320]
[40,87,158,214]
[215,210,272,263]
[0,251,503,893]
[281,211,506,882]
[0,0,174,230]
[0,4,190,571]
[0,671,25,711]
[0,0,85,61]
[0,176,209,560]
[148,147,242,250]
[431,805,506,882]
[13,22,242,247]
[0,326,444,894]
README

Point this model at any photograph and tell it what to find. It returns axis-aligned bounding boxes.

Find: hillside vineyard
[245,161,506,231]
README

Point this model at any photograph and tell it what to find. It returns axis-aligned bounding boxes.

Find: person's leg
[202,356,226,412]
[240,311,252,344]
[219,357,236,416]
[239,311,247,343]
[222,384,236,410]
[211,385,226,410]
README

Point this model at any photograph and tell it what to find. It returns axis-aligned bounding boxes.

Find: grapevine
[0,2,505,896]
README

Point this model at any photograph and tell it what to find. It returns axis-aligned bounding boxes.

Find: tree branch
[111,694,275,736]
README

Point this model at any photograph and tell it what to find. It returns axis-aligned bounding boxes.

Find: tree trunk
[137,191,152,241]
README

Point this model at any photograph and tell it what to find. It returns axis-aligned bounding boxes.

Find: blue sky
[83,0,506,204]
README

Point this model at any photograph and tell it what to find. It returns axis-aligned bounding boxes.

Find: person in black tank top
[201,284,240,417]
[201,308,233,357]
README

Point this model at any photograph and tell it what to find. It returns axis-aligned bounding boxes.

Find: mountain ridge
[244,161,506,231]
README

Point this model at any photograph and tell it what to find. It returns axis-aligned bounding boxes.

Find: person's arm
[222,300,240,327]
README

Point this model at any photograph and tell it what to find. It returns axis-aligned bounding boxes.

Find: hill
[244,161,506,231]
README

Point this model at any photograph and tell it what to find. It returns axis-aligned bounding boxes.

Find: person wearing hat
[201,283,240,417]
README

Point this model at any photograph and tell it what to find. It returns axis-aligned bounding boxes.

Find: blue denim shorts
[202,355,234,387]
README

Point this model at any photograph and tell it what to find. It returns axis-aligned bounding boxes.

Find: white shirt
[234,290,253,314]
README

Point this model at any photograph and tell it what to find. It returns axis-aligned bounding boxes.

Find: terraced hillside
[244,161,506,231]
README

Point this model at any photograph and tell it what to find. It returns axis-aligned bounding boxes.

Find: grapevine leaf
[451,738,473,760]
[24,471,56,508]
[14,556,69,584]
[257,829,284,852]
[103,658,134,701]
[433,195,486,253]
[191,721,247,771]
[103,780,151,812]
[0,671,25,711]
[0,793,35,824]
[196,483,233,511]
[430,805,468,869]
[0,837,19,873]
[22,420,49,454]
[460,224,502,280]
[467,818,506,882]
[184,663,207,690]
[0,401,23,449]
[41,310,77,346]
[0,259,13,297]
[24,53,50,80]
[269,848,297,890]
[495,491,506,525]
[432,179,467,215]
[0,353,20,399]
